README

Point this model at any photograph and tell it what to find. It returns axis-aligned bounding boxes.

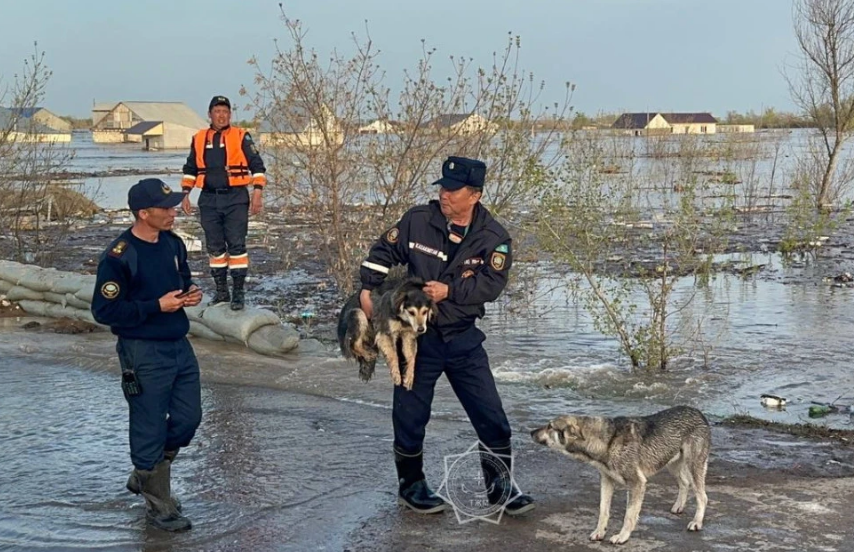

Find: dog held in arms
[337,278,437,390]
[531,406,710,545]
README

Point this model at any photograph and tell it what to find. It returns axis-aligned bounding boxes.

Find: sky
[1,0,800,119]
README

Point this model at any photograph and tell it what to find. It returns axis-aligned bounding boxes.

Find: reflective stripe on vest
[191,127,251,188]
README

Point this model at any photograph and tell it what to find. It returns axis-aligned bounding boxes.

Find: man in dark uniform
[359,156,535,516]
[181,95,267,311]
[92,178,204,532]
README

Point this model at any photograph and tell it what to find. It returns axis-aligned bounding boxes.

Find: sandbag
[74,286,95,304]
[17,300,49,316]
[42,292,67,306]
[201,305,281,343]
[185,304,205,324]
[247,324,300,356]
[0,262,29,286]
[189,321,224,341]
[6,286,45,302]
[52,274,93,295]
[23,268,61,293]
[65,293,91,310]
[0,280,13,293]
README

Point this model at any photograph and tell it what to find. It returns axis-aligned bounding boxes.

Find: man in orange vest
[181,96,266,310]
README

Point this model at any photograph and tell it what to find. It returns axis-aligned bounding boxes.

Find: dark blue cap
[209,95,231,111]
[128,178,183,211]
[433,156,486,191]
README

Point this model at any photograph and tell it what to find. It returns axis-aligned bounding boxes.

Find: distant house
[8,107,72,133]
[427,113,495,135]
[612,112,718,136]
[91,102,117,127]
[258,105,343,148]
[0,107,72,143]
[358,119,400,134]
[718,124,755,134]
[91,101,207,149]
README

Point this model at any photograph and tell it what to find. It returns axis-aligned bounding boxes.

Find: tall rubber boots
[230,269,246,311]
[394,450,446,514]
[209,267,230,306]
[480,443,535,516]
[126,449,182,512]
[136,458,192,531]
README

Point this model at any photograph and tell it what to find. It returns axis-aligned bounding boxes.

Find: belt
[201,187,235,194]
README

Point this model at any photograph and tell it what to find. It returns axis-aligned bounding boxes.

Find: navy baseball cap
[433,156,486,191]
[209,95,231,111]
[128,178,184,211]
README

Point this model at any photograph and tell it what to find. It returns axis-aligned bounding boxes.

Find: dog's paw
[589,530,606,541]
[609,532,631,545]
[670,504,684,515]
[391,373,402,386]
[687,520,703,532]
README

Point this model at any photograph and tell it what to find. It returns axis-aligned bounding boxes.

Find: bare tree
[244,7,572,294]
[788,0,854,210]
[0,45,80,265]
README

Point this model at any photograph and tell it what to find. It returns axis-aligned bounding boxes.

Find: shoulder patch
[495,244,509,253]
[101,281,120,299]
[490,252,506,271]
[108,240,128,258]
[386,227,399,244]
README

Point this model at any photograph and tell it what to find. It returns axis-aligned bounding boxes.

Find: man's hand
[359,289,373,319]
[250,189,263,216]
[159,290,186,313]
[181,285,203,307]
[181,193,193,216]
[424,281,448,303]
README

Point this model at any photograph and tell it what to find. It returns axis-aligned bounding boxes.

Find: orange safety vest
[186,127,257,188]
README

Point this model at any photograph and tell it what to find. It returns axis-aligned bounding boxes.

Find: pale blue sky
[2,0,799,119]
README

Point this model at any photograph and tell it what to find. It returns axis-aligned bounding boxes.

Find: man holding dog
[359,156,535,515]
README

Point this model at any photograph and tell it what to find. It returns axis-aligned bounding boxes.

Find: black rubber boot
[230,269,246,311]
[395,450,446,514]
[126,450,181,512]
[209,268,230,306]
[137,459,192,532]
[481,443,535,516]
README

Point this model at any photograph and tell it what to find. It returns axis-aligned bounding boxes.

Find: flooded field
[2,129,854,550]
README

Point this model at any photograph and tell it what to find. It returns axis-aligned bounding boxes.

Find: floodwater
[2,131,854,550]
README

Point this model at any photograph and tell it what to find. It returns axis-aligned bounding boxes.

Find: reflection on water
[0,356,397,551]
[2,254,853,549]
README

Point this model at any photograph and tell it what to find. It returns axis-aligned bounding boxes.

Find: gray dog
[531,406,710,544]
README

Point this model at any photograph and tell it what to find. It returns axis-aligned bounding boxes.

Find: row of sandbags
[0,260,300,356]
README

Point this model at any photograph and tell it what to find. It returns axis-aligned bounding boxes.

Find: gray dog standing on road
[531,405,710,544]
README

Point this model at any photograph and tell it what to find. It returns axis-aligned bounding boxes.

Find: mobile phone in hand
[176,289,193,299]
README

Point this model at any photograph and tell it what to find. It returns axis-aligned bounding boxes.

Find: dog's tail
[342,308,378,382]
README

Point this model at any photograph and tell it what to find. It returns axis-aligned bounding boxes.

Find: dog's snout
[417,326,426,334]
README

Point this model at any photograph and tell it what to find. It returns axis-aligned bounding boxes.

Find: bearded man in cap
[92,178,203,531]
[358,156,535,516]
[180,95,267,310]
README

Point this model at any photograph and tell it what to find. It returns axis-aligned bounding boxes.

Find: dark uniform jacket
[360,200,512,340]
[91,229,194,341]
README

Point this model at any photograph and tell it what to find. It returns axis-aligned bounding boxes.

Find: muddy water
[4,131,854,549]
[2,252,853,550]
[0,342,399,551]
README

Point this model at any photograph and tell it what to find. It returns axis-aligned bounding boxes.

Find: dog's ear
[429,301,439,321]
[393,289,407,314]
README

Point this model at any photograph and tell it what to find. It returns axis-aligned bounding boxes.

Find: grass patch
[720,414,854,445]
